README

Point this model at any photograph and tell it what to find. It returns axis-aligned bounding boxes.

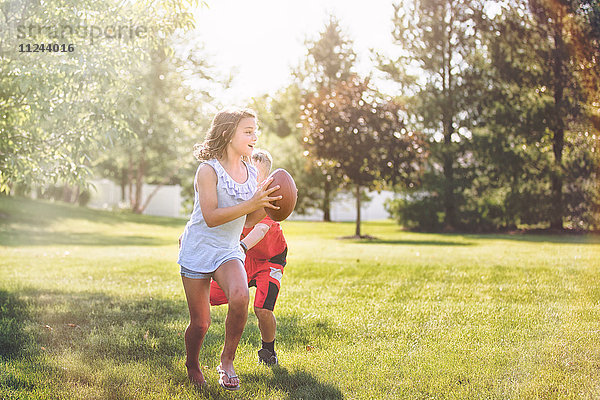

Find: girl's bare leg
[212,259,249,388]
[181,276,212,386]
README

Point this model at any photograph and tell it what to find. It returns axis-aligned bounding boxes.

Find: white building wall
[88,179,184,218]
[141,184,182,218]
[87,179,123,210]
[288,190,396,222]
[87,179,395,221]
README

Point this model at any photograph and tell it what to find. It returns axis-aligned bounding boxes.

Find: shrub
[385,195,444,232]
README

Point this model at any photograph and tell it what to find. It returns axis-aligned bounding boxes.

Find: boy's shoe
[258,348,278,366]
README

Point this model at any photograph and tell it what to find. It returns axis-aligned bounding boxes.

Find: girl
[177,108,281,391]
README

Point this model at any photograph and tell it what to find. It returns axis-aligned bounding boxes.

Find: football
[265,169,297,221]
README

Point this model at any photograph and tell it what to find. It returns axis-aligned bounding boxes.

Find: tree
[251,86,324,216]
[474,0,600,230]
[93,35,215,213]
[380,0,599,231]
[527,0,574,229]
[462,2,559,230]
[558,0,600,129]
[378,0,483,230]
[296,16,357,221]
[0,0,198,196]
[302,75,427,237]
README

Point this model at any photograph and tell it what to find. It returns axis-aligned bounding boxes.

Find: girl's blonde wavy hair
[193,108,258,162]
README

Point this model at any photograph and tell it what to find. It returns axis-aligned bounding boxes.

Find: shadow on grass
[240,310,339,351]
[14,287,189,363]
[0,289,33,358]
[1,287,343,399]
[0,289,67,397]
[0,228,171,247]
[0,196,186,230]
[466,233,600,245]
[384,228,600,245]
[382,233,600,246]
[345,237,474,246]
[244,367,343,400]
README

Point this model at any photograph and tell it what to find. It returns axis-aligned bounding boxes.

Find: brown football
[265,169,297,221]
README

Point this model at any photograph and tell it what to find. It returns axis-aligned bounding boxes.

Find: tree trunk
[72,185,80,204]
[550,19,565,230]
[355,184,361,237]
[128,153,134,208]
[62,184,73,203]
[442,112,456,229]
[120,167,127,202]
[323,178,331,222]
[133,150,145,214]
[138,164,180,213]
[441,15,456,231]
[442,148,455,230]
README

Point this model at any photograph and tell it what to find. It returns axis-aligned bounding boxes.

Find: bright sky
[192,0,398,103]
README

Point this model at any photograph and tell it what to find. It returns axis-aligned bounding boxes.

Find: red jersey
[211,215,288,311]
[241,215,287,261]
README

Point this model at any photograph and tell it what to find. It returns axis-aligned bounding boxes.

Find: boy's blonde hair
[251,148,273,175]
[193,108,257,162]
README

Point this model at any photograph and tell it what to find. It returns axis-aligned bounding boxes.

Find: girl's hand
[252,176,282,210]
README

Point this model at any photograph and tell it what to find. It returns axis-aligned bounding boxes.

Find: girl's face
[229,117,258,158]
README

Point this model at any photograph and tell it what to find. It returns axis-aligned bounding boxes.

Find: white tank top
[177,158,257,273]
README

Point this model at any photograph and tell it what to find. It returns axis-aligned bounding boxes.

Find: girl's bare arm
[197,164,280,228]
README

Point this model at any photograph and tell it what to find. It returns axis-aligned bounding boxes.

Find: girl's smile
[230,117,258,157]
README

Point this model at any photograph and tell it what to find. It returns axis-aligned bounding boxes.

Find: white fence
[87,179,395,221]
[288,190,395,222]
[88,179,184,218]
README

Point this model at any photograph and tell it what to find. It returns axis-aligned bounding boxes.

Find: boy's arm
[241,223,270,250]
[245,207,267,228]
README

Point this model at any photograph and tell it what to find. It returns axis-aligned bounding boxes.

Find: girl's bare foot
[186,363,206,388]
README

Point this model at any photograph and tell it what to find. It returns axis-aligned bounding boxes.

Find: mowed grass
[1,196,600,400]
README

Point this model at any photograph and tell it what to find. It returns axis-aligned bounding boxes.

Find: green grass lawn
[1,196,599,399]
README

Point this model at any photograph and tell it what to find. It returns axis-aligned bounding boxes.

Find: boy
[209,149,287,366]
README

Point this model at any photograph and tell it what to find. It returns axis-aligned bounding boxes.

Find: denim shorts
[180,265,214,280]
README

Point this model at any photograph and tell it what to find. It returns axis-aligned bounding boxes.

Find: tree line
[260,0,599,233]
[1,0,598,233]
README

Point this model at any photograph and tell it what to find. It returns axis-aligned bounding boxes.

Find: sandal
[216,365,240,391]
